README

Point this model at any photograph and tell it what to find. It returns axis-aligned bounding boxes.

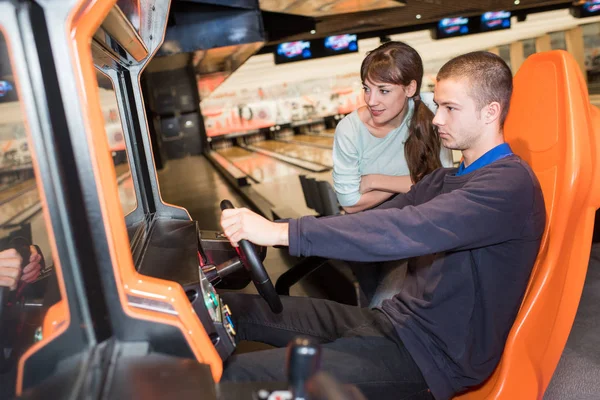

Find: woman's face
[363,77,416,127]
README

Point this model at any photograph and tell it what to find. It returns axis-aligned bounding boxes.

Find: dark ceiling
[153,0,577,97]
[171,0,575,49]
[308,0,573,38]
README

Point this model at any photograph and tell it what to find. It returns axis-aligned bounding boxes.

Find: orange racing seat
[456,51,600,399]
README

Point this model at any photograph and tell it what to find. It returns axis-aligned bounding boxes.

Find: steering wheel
[220,200,283,314]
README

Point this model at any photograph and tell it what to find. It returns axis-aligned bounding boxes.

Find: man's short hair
[437,51,513,127]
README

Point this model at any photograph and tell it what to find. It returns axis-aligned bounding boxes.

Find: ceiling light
[416,14,422,19]
[514,0,520,4]
[310,29,316,34]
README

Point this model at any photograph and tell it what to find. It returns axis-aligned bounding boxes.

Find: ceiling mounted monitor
[323,34,358,56]
[433,17,470,40]
[0,79,16,103]
[273,34,359,64]
[275,41,312,64]
[570,0,600,18]
[480,11,511,32]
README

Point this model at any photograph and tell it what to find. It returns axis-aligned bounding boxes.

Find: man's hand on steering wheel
[0,249,23,290]
[220,201,283,314]
[220,208,289,248]
[0,247,42,290]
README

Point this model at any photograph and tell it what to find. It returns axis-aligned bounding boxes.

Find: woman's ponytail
[405,96,442,183]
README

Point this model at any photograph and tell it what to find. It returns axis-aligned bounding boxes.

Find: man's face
[432,77,486,151]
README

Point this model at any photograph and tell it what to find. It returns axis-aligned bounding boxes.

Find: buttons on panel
[222,302,236,336]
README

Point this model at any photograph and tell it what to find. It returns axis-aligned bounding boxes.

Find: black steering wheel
[220,200,283,314]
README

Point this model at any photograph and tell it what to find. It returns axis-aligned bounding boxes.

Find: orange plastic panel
[41,301,68,337]
[455,51,600,399]
[64,0,221,381]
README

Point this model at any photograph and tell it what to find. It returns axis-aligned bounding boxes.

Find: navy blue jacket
[288,155,546,399]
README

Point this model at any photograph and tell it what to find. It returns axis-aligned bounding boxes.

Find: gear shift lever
[286,337,321,400]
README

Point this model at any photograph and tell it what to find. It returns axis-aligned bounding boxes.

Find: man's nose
[433,110,443,127]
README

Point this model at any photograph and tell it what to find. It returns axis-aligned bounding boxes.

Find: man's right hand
[220,208,289,247]
[0,249,22,290]
[21,247,42,284]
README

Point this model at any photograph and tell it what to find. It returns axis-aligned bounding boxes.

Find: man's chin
[441,140,455,149]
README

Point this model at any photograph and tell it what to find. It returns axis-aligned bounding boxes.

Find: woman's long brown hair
[360,41,442,183]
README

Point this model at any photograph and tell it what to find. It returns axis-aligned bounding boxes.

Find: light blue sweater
[332,93,454,207]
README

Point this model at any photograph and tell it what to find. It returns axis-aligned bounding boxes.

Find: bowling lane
[281,134,334,149]
[252,140,333,168]
[157,155,248,231]
[1,164,135,226]
[216,146,301,183]
[321,128,336,137]
[0,178,35,204]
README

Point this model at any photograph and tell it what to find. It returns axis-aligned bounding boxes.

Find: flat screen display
[480,11,511,32]
[435,17,470,39]
[275,41,312,64]
[571,0,600,18]
[323,34,358,56]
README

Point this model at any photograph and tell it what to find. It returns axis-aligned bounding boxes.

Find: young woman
[333,41,453,213]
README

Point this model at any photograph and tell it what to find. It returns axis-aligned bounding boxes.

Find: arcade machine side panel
[61,0,223,379]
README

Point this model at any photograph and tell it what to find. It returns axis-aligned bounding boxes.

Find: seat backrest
[456,51,600,399]
[299,175,317,211]
[317,180,341,216]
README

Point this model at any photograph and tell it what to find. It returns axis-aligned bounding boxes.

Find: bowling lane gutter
[276,137,332,150]
[242,144,330,173]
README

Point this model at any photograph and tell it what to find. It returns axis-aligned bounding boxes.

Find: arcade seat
[455,51,600,398]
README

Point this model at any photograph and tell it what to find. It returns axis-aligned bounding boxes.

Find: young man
[219,52,546,400]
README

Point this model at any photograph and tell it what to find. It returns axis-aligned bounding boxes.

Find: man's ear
[405,80,418,97]
[484,102,502,125]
